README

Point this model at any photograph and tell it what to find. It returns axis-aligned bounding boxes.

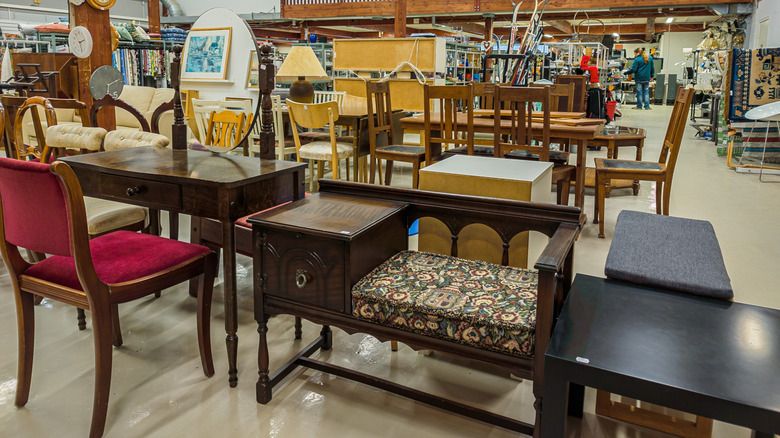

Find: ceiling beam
[546,20,574,34]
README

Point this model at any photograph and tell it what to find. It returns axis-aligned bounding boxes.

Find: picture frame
[246,51,259,89]
[182,27,232,80]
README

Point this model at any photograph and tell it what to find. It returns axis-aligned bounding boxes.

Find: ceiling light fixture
[666,17,674,24]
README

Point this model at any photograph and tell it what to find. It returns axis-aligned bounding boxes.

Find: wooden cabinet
[254,193,407,313]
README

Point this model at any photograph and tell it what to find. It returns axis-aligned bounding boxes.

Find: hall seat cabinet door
[253,193,408,314]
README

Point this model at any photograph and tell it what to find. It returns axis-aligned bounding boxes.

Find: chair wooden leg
[656,181,663,215]
[412,159,421,189]
[14,291,35,407]
[384,159,394,186]
[597,173,606,239]
[370,156,377,184]
[593,171,601,224]
[89,303,114,438]
[77,308,87,330]
[197,252,218,377]
[662,178,672,216]
[557,179,571,206]
[308,160,315,192]
[110,304,122,348]
[294,316,302,340]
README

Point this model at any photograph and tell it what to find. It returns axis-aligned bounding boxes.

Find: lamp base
[289,79,314,103]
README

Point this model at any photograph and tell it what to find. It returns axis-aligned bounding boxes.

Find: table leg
[540,362,569,437]
[568,383,585,418]
[634,138,644,196]
[222,220,239,387]
[575,139,588,220]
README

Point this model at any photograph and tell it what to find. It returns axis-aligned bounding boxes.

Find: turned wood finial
[258,43,276,160]
[171,44,187,149]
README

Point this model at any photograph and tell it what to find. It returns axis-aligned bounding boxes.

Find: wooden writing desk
[542,274,780,437]
[400,113,602,214]
[61,146,306,387]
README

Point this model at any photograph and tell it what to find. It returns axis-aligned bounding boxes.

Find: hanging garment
[1,48,13,83]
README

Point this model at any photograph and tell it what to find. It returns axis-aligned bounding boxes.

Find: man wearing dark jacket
[626,48,655,109]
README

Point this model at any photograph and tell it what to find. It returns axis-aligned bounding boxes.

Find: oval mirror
[181,8,261,154]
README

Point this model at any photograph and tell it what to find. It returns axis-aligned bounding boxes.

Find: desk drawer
[99,174,182,210]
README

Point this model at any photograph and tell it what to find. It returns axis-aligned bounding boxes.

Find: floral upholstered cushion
[352,250,538,358]
[298,141,353,161]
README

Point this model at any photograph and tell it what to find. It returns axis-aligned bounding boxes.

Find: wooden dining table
[473,109,587,119]
[400,113,603,215]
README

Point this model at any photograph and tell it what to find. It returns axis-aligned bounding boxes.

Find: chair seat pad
[84,197,148,236]
[448,145,495,156]
[606,211,733,299]
[24,231,210,291]
[298,131,354,144]
[352,250,538,358]
[104,129,169,151]
[298,141,354,161]
[45,125,107,151]
[599,159,662,171]
[377,144,425,156]
[504,149,570,164]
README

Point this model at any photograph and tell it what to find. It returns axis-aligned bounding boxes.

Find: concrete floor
[0,102,777,437]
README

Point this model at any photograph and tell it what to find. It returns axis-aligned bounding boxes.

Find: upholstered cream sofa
[23,85,175,144]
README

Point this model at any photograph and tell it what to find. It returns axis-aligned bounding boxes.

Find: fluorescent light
[543,34,553,38]
[665,17,674,23]
[612,32,619,37]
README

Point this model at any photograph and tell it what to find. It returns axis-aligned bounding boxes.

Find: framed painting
[246,51,259,89]
[182,27,232,80]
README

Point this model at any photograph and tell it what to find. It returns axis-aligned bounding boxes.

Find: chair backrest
[12,96,57,161]
[473,82,500,110]
[366,81,396,154]
[90,94,150,132]
[0,158,74,257]
[313,91,346,110]
[532,82,574,112]
[287,100,339,160]
[658,87,694,179]
[554,74,587,112]
[423,84,474,162]
[271,95,286,157]
[495,85,551,162]
[191,99,225,142]
[205,110,245,148]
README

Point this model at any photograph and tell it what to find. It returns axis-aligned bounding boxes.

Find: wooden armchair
[205,110,246,148]
[0,158,218,438]
[594,87,694,238]
[366,80,426,187]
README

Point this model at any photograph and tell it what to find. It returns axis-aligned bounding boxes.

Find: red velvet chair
[0,158,218,438]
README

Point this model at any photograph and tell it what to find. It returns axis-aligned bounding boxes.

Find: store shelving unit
[545,41,609,84]
[445,41,483,84]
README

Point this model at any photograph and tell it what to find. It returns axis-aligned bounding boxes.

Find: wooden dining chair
[205,110,246,148]
[287,99,354,191]
[0,158,218,438]
[423,84,474,164]
[497,85,577,205]
[531,82,575,152]
[191,98,225,142]
[594,87,694,238]
[366,81,426,187]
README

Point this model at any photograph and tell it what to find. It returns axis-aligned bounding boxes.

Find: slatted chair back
[313,90,346,110]
[423,84,474,162]
[473,82,499,110]
[191,99,225,142]
[494,85,551,162]
[366,81,396,149]
[205,110,246,148]
[532,82,575,112]
[271,95,296,160]
[659,87,694,179]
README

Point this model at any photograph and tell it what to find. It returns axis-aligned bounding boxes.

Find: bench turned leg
[257,314,272,404]
[320,325,332,350]
[294,317,302,340]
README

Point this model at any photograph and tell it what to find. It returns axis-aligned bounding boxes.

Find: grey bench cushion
[605,210,733,299]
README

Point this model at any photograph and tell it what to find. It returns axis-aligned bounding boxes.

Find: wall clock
[68,26,93,58]
[89,65,124,100]
[85,0,117,10]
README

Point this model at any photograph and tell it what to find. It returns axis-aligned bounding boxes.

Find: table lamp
[276,46,329,103]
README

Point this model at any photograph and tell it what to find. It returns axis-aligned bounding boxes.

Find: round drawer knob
[295,269,308,289]
[126,186,144,196]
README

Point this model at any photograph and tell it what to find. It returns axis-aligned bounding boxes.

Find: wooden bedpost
[258,43,276,160]
[170,45,187,150]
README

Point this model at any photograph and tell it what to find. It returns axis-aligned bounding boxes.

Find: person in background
[626,47,655,110]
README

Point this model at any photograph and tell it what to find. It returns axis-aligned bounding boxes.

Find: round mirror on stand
[179,8,262,155]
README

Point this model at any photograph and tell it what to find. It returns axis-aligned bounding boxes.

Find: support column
[148,0,161,34]
[70,3,116,131]
[394,0,407,38]
[483,14,494,82]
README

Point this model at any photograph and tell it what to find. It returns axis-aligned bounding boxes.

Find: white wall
[178,0,279,16]
[749,0,780,48]
[181,8,259,107]
[658,31,703,75]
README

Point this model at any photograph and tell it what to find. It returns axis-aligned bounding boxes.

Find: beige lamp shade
[276,46,329,81]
